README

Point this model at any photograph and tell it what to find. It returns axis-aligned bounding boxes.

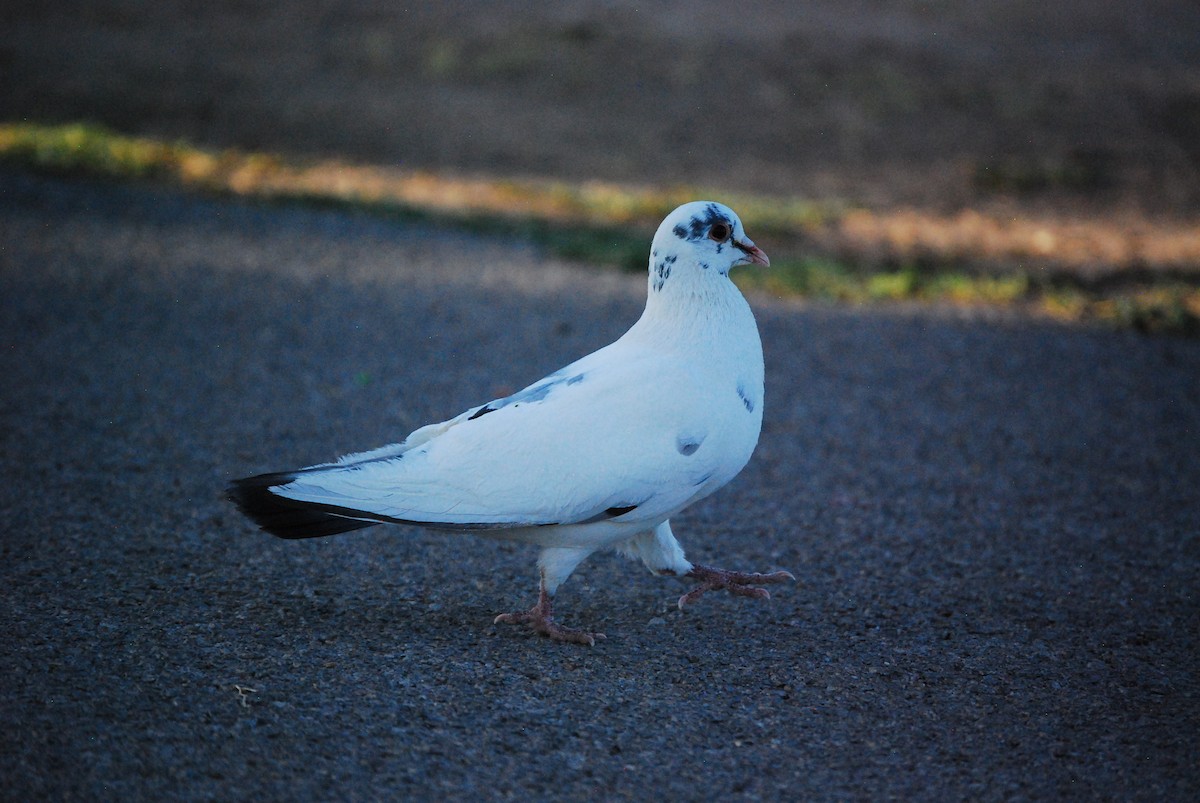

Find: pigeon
[228,200,794,645]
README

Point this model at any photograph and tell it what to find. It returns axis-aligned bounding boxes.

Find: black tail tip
[226,471,375,539]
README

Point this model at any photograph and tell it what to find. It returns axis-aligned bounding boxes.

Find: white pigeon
[229,201,794,645]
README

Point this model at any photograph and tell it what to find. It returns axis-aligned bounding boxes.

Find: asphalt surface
[2,170,1197,800]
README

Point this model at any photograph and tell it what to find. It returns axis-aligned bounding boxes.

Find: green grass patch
[1084,285,1200,335]
[2,121,1197,335]
[736,258,1032,307]
[0,121,194,179]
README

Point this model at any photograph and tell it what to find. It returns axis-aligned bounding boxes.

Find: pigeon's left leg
[676,564,796,609]
[617,520,693,576]
[621,521,795,609]
[494,547,604,646]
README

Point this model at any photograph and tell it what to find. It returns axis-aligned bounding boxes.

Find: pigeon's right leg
[494,547,604,646]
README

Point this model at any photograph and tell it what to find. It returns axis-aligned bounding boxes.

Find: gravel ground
[1,170,1197,800]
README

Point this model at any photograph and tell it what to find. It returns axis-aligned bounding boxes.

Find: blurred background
[3,0,1199,325]
[6,0,1200,209]
[7,0,1200,209]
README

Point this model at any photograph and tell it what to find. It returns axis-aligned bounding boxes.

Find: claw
[494,585,605,646]
[678,564,796,610]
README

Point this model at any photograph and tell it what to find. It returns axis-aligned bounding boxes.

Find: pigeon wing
[267,345,732,530]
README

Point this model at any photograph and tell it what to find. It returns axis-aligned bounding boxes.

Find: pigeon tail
[226,472,379,539]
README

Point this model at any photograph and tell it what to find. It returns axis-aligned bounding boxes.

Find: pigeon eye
[709,222,731,242]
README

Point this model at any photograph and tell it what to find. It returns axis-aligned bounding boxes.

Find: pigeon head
[648,201,769,292]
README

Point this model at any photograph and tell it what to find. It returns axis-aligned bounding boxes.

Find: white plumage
[229,201,793,644]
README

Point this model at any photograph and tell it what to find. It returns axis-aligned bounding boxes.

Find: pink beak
[735,238,771,268]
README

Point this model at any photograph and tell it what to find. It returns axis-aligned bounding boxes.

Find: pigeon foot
[678,564,796,609]
[494,586,605,646]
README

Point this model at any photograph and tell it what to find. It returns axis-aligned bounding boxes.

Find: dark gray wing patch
[576,502,643,524]
[468,404,495,421]
[468,372,587,421]
[736,382,755,413]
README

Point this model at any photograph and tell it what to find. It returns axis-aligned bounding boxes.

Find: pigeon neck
[637,266,753,343]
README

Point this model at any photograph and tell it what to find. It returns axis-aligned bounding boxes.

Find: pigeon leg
[494,584,605,646]
[677,564,796,610]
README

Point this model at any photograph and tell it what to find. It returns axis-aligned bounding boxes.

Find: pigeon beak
[734,237,770,268]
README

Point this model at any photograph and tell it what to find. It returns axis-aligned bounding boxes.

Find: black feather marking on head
[680,203,732,241]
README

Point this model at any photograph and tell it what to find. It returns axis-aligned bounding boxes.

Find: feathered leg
[620,521,795,609]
